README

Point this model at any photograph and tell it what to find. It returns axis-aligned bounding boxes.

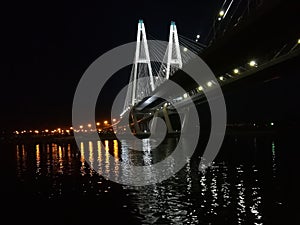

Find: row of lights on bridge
[179,37,299,103]
[180,59,258,100]
[218,60,257,82]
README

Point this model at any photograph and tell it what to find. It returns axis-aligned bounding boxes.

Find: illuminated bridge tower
[165,21,183,79]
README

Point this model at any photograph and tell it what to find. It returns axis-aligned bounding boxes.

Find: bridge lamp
[298,39,300,44]
[198,86,203,91]
[233,68,239,74]
[249,60,257,67]
[207,81,213,87]
[196,34,200,39]
[218,17,222,21]
[219,10,225,17]
[219,76,224,81]
[183,47,188,52]
[183,93,188,98]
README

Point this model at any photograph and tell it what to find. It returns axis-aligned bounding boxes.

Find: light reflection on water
[14,137,282,224]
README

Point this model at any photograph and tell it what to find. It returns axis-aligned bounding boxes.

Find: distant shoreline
[0,126,286,145]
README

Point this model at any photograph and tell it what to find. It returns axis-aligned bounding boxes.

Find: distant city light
[183,47,188,52]
[112,118,116,122]
[34,130,39,134]
[219,76,224,81]
[218,17,222,21]
[196,34,200,39]
[88,124,91,128]
[104,120,108,125]
[219,10,225,17]
[207,81,213,87]
[96,122,100,126]
[233,68,239,74]
[45,129,49,133]
[249,60,257,67]
[79,125,83,129]
[270,122,274,126]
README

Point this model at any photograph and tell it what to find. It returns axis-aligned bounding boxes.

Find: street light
[198,86,203,91]
[112,118,116,123]
[88,124,91,128]
[233,68,239,74]
[249,60,257,67]
[104,120,108,125]
[219,10,225,17]
[196,34,200,39]
[96,122,100,126]
[219,76,224,81]
[79,125,83,129]
[183,47,188,52]
[207,81,213,87]
[298,39,300,44]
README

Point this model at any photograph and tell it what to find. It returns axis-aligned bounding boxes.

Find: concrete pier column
[162,107,174,133]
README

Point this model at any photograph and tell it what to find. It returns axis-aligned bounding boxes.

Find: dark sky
[1,1,299,130]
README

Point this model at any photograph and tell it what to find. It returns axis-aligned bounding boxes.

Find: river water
[2,133,298,224]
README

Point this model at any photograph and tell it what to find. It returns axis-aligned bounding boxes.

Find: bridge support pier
[131,110,141,134]
[162,107,174,133]
[181,107,190,133]
[149,111,159,132]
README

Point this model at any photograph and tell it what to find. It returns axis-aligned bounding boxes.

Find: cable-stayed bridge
[112,0,300,137]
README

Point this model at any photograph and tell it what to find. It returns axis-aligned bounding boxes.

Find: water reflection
[14,136,280,224]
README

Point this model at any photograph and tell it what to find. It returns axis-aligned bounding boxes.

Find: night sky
[1,1,299,130]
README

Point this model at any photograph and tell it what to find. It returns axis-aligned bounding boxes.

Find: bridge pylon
[131,19,155,106]
[165,21,183,79]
